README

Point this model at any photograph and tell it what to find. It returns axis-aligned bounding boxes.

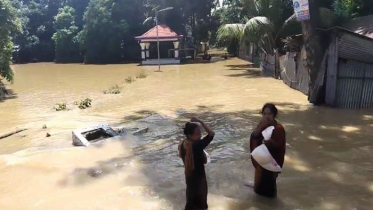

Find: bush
[55,103,67,111]
[125,76,135,83]
[136,72,147,79]
[78,98,92,109]
[103,84,122,94]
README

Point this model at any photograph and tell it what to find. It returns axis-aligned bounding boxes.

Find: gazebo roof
[135,25,183,41]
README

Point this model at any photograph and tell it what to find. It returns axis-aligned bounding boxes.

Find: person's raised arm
[191,117,215,136]
[191,117,215,149]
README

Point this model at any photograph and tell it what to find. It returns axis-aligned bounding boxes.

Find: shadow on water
[0,88,17,103]
[225,64,263,79]
[62,103,373,210]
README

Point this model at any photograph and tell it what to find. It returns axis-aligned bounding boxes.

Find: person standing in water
[178,117,215,210]
[250,103,286,197]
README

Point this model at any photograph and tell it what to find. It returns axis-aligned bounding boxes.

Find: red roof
[135,25,183,40]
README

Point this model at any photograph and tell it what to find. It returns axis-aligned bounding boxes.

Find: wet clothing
[250,122,286,197]
[179,134,214,210]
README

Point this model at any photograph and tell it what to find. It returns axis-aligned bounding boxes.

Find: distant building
[135,25,183,65]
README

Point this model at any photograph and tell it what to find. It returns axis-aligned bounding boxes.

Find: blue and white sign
[293,0,310,21]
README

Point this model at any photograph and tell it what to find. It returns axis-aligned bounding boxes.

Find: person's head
[183,122,201,141]
[261,103,278,122]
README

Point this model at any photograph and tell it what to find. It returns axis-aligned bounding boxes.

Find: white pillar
[145,43,150,58]
[139,42,146,60]
[173,41,180,59]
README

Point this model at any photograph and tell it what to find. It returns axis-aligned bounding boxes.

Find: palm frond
[242,16,274,42]
[242,16,275,54]
[216,23,245,47]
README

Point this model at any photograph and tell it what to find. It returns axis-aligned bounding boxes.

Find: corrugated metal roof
[343,15,373,39]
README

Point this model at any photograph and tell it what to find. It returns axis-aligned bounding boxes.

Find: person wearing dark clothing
[250,103,286,198]
[178,117,215,210]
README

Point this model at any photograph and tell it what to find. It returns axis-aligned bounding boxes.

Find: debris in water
[72,124,118,147]
[0,128,28,140]
[116,127,126,134]
[132,127,149,136]
[87,168,103,178]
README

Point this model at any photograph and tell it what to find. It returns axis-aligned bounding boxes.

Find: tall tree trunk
[301,0,324,99]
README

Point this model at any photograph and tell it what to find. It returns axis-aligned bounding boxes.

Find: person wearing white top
[250,103,286,197]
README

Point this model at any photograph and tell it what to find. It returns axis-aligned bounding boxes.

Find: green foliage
[78,98,92,109]
[80,0,149,64]
[0,0,20,82]
[333,0,373,21]
[52,6,81,63]
[216,24,245,46]
[103,84,122,94]
[242,16,275,54]
[216,0,342,55]
[5,0,373,68]
[216,24,244,55]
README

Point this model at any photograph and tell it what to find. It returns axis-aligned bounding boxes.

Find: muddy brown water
[0,59,372,210]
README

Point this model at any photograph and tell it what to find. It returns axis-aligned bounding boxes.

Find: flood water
[0,59,372,210]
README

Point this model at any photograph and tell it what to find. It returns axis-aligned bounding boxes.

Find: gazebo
[135,25,183,65]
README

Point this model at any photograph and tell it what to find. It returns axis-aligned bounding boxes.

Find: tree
[216,0,299,55]
[148,0,217,43]
[333,0,373,22]
[65,0,90,29]
[52,6,81,63]
[0,0,20,82]
[80,0,130,64]
[11,0,65,63]
[216,0,335,55]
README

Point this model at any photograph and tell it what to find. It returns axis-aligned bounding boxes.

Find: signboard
[293,0,310,21]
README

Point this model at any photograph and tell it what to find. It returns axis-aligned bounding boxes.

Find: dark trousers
[254,166,278,198]
[185,174,208,210]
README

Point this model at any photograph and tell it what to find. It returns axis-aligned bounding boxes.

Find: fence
[335,60,373,108]
[279,51,310,95]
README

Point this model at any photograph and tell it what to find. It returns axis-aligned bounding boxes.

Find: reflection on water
[0,59,372,210]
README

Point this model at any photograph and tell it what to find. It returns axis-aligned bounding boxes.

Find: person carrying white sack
[250,103,286,198]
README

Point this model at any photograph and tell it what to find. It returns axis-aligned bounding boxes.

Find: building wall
[280,50,310,95]
[335,59,373,108]
[326,31,373,109]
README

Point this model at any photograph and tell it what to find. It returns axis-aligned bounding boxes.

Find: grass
[103,84,122,94]
[125,76,135,84]
[78,98,92,109]
[54,103,67,111]
[136,72,147,79]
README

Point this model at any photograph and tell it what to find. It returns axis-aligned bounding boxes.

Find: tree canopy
[6,0,217,64]
[0,0,372,69]
[0,0,20,82]
[215,0,373,55]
